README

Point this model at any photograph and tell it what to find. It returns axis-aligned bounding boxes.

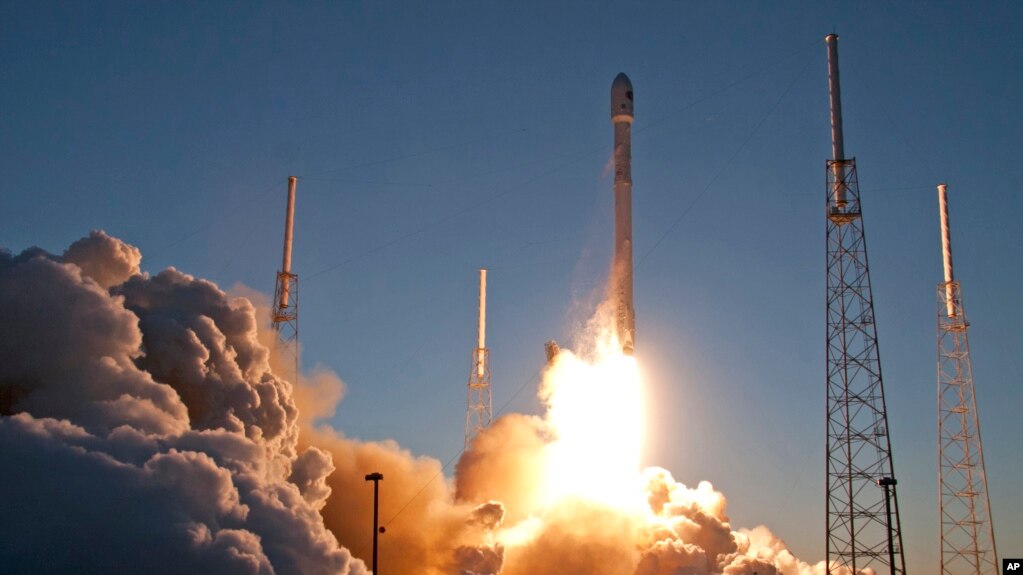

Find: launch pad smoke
[0,231,842,575]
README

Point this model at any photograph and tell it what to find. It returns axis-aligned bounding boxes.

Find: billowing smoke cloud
[1,230,832,575]
[0,231,363,574]
[455,413,550,524]
[309,427,505,575]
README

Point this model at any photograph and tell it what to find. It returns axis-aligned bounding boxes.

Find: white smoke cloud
[62,229,143,289]
[0,232,365,575]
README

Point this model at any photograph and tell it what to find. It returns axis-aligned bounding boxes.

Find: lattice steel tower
[935,183,998,575]
[272,176,299,381]
[823,34,906,575]
[465,268,492,448]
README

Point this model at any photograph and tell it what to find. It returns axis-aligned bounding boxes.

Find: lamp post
[365,472,383,573]
[877,476,898,575]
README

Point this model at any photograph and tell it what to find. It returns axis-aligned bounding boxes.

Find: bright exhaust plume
[540,325,644,511]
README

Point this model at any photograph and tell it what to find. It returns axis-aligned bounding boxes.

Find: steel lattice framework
[937,280,998,575]
[272,271,298,340]
[272,271,299,381]
[465,347,491,448]
[825,159,906,575]
[465,269,492,448]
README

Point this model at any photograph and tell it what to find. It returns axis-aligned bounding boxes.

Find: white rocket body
[611,73,635,355]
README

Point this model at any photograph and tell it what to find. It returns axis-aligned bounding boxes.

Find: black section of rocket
[611,73,635,355]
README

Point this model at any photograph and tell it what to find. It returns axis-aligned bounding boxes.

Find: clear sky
[2,1,1020,571]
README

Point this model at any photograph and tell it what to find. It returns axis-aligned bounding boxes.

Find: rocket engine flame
[540,326,644,510]
[459,301,835,575]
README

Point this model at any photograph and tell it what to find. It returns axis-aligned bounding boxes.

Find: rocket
[611,73,635,355]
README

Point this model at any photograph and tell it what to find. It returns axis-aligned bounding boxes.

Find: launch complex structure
[935,184,998,575]
[822,34,906,575]
[823,36,998,575]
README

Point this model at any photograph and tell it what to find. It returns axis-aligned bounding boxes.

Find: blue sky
[2,1,1020,570]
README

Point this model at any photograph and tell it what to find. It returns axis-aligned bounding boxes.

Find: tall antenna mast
[936,184,998,575]
[822,34,907,575]
[465,269,492,448]
[272,176,299,381]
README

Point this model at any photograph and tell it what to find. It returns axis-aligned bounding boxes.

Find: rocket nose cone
[611,73,634,120]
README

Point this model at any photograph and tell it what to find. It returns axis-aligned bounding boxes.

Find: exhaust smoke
[0,231,839,575]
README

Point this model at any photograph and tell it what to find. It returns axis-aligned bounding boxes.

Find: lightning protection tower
[465,269,492,448]
[272,176,299,381]
[935,184,998,575]
[823,34,907,575]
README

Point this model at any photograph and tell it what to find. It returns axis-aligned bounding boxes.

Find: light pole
[877,476,898,575]
[365,472,383,573]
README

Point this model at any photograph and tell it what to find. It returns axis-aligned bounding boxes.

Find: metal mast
[272,177,299,380]
[936,184,998,575]
[823,34,907,575]
[465,269,492,448]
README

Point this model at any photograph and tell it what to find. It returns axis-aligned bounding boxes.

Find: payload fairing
[611,73,635,355]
